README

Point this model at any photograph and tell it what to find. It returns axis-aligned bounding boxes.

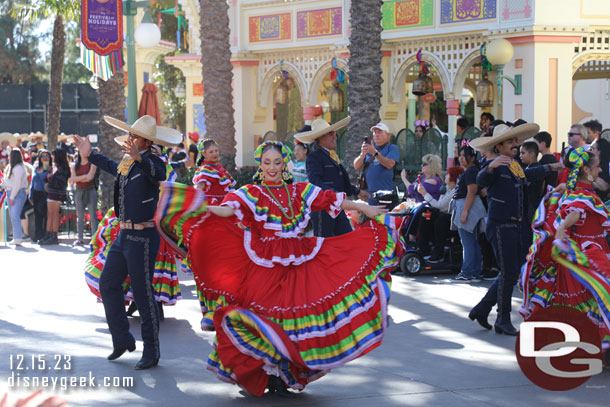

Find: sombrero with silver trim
[469,123,540,152]
[294,116,351,144]
[104,115,182,147]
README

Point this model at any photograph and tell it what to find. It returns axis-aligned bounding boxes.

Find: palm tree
[97,70,126,213]
[12,0,79,151]
[199,0,236,172]
[346,1,384,179]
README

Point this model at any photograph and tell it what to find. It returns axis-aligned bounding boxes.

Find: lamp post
[124,0,161,124]
[485,39,522,106]
[460,89,473,115]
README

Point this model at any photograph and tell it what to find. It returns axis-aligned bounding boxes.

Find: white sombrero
[0,132,17,147]
[27,131,48,142]
[104,115,182,148]
[469,123,540,152]
[294,117,351,144]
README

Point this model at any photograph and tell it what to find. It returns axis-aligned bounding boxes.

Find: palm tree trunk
[97,70,126,213]
[199,0,236,172]
[46,15,66,151]
[346,1,384,179]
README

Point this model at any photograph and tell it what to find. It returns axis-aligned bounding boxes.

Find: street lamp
[460,89,473,115]
[124,0,161,124]
[485,39,522,106]
[174,83,186,98]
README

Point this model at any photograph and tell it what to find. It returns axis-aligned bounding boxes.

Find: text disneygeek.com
[7,354,134,391]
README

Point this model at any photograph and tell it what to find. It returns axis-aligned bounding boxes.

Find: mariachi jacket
[89,149,166,223]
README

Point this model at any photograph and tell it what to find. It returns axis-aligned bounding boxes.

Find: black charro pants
[99,228,160,359]
[473,220,524,326]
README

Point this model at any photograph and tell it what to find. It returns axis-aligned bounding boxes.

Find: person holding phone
[353,122,400,205]
[29,149,52,243]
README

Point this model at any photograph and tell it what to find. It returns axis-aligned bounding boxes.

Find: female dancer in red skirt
[156,141,404,397]
[521,147,610,362]
[193,138,236,203]
[191,138,236,329]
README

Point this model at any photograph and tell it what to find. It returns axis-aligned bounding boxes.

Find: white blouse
[4,163,28,199]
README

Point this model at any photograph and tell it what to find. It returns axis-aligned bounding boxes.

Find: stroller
[390,202,462,275]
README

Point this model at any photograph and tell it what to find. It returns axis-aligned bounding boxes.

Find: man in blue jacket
[73,115,181,369]
[468,124,563,336]
[296,117,369,237]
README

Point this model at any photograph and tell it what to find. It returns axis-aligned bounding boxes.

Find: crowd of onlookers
[1,133,95,246]
[0,131,202,248]
[2,117,608,282]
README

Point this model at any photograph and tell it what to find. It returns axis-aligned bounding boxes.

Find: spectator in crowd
[292,141,309,183]
[558,124,589,185]
[4,149,28,246]
[417,165,464,262]
[18,160,34,240]
[401,154,443,244]
[187,132,199,163]
[30,150,51,243]
[0,133,17,170]
[456,117,469,139]
[70,148,99,246]
[480,112,495,135]
[591,138,610,202]
[451,146,485,282]
[584,119,602,144]
[354,122,400,205]
[40,149,70,246]
[401,154,443,203]
[520,141,545,243]
[414,124,426,138]
[568,123,589,150]
[533,131,558,189]
[171,142,187,162]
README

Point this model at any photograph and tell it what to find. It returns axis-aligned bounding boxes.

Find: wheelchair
[390,202,462,275]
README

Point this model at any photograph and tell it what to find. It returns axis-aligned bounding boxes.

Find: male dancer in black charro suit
[73,115,181,369]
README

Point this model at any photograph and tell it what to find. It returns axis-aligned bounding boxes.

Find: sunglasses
[421,162,428,166]
[567,132,582,137]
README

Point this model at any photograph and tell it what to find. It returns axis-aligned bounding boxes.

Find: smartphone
[401,160,405,170]
[364,136,369,144]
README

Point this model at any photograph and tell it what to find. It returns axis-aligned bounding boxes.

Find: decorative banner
[500,0,532,22]
[193,83,204,97]
[249,13,291,43]
[194,104,206,137]
[80,42,123,81]
[297,7,342,39]
[81,0,123,55]
[382,0,434,30]
[440,0,496,24]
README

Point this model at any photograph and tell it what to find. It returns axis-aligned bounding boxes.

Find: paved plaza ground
[1,238,608,406]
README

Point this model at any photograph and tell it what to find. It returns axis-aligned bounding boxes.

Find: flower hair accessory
[566,147,590,190]
[252,141,293,184]
[253,141,292,165]
[197,137,217,154]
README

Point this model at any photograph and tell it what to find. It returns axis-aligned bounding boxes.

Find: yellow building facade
[156,0,609,166]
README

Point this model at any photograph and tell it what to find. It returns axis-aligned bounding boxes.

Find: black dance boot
[126,302,138,317]
[494,321,518,336]
[267,375,293,398]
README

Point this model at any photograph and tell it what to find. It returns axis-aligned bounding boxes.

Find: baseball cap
[371,122,391,133]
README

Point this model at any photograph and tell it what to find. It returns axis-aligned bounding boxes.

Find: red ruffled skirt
[155,183,403,396]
